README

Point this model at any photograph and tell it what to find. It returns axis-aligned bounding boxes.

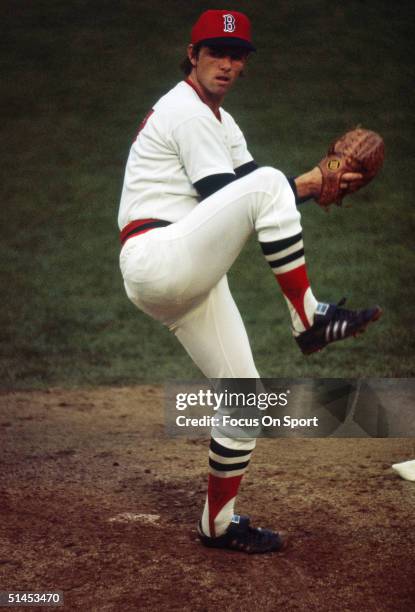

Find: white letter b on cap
[223,14,236,32]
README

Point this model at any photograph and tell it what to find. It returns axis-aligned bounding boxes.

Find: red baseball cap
[191,10,256,52]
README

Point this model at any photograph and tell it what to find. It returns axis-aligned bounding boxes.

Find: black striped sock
[260,231,305,274]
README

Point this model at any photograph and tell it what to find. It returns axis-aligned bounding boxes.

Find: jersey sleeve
[227,114,253,170]
[172,115,235,184]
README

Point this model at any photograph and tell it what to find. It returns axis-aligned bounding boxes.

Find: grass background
[1,0,414,388]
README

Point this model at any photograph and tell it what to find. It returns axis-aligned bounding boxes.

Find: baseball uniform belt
[120,218,172,246]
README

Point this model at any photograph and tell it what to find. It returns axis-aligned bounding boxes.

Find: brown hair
[180,43,202,75]
[180,43,249,77]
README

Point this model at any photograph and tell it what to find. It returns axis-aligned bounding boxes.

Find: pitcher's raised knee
[249,166,290,193]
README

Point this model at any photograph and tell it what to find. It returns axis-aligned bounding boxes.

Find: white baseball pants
[119,167,302,378]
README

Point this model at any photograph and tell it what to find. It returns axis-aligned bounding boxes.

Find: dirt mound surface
[1,387,414,611]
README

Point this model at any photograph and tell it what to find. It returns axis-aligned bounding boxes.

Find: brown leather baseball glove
[316,128,385,208]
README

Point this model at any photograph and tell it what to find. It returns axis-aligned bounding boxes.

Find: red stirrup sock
[260,232,318,333]
[201,437,255,538]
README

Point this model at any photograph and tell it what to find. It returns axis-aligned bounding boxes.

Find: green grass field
[1,0,414,388]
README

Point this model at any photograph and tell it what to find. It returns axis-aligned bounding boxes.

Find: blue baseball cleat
[296,298,382,355]
[197,514,288,554]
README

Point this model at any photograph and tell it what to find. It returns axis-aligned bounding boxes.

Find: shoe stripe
[325,322,332,343]
[323,316,351,344]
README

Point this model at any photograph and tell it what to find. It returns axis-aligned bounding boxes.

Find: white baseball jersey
[118,78,302,380]
[118,80,253,229]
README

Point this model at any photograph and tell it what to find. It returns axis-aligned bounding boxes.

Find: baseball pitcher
[118,10,384,553]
